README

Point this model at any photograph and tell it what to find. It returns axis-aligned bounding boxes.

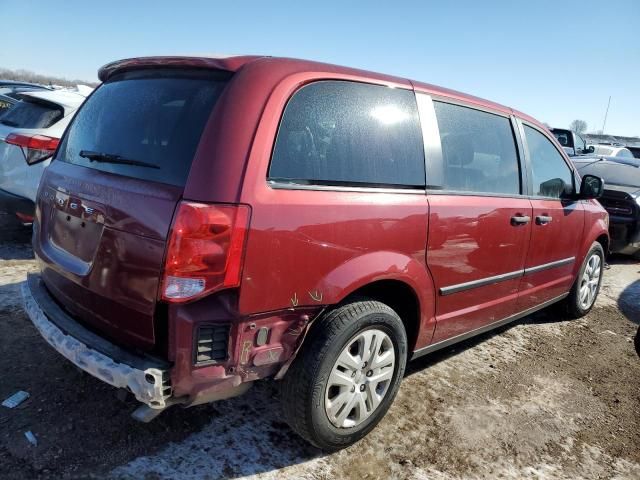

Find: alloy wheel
[578,253,602,310]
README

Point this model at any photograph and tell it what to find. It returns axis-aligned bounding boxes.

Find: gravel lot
[1,213,639,480]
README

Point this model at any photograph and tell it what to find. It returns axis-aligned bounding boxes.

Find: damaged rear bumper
[22,273,172,409]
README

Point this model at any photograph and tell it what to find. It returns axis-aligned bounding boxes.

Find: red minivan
[23,56,609,450]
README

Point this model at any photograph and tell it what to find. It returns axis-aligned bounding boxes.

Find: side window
[524,125,574,198]
[574,133,586,152]
[269,81,425,188]
[433,102,520,195]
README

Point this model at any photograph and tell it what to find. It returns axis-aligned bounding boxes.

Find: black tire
[280,299,407,451]
[565,242,605,318]
[635,326,640,357]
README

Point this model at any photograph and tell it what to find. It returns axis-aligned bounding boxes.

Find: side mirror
[586,145,595,154]
[579,174,604,199]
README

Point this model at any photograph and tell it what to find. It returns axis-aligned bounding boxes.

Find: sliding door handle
[511,215,531,226]
[536,215,553,225]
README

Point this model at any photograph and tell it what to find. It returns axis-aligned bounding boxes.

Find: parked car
[0,80,50,99]
[551,128,594,156]
[573,156,640,258]
[0,86,91,224]
[590,144,635,159]
[22,56,608,450]
[0,80,50,117]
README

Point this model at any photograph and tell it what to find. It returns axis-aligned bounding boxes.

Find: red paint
[427,195,532,342]
[32,55,609,406]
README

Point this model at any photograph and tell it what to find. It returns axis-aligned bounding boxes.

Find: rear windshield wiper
[79,150,160,169]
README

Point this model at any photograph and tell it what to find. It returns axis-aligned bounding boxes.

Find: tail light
[5,133,60,165]
[161,201,251,303]
[15,212,34,224]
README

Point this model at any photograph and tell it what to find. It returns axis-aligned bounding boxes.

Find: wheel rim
[324,328,396,429]
[578,253,602,310]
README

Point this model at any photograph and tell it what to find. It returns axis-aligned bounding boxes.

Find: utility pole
[602,96,611,134]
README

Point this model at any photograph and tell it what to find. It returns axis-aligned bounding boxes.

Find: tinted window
[616,149,633,158]
[0,99,63,129]
[269,81,425,188]
[59,69,229,187]
[553,131,569,147]
[434,102,520,195]
[0,96,14,115]
[524,125,574,198]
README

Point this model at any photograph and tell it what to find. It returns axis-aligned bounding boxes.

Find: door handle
[536,215,553,225]
[511,215,530,226]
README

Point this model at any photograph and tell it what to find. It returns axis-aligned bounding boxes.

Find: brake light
[15,212,34,224]
[161,202,251,302]
[5,133,59,165]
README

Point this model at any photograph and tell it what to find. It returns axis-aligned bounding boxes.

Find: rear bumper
[22,273,172,409]
[0,187,34,219]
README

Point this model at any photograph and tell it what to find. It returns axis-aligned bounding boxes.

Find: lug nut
[359,384,366,392]
[366,370,373,377]
[351,386,355,392]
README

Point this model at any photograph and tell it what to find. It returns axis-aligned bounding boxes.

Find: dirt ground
[1,213,639,480]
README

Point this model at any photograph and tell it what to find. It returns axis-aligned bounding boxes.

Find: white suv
[0,86,91,224]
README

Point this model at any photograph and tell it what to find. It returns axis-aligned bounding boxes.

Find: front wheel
[565,242,605,318]
[280,299,407,451]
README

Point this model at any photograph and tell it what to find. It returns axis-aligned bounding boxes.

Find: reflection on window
[269,81,425,187]
[433,102,520,195]
[524,125,573,198]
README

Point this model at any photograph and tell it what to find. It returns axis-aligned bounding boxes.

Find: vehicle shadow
[0,214,33,261]
[405,306,559,377]
[609,255,640,325]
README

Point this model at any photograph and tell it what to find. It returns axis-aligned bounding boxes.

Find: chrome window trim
[267,180,426,195]
[439,257,576,295]
[415,93,444,187]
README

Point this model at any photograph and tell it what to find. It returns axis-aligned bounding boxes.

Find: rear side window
[269,81,425,188]
[58,69,230,187]
[433,102,521,195]
[524,125,574,198]
[0,99,63,129]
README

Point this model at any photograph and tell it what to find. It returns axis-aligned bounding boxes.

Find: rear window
[58,69,230,187]
[269,80,425,188]
[0,99,63,129]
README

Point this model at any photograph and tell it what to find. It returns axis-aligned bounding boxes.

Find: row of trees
[0,67,97,88]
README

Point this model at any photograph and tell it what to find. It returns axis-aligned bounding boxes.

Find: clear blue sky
[3,0,639,136]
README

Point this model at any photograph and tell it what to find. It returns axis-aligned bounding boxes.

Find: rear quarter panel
[237,68,436,350]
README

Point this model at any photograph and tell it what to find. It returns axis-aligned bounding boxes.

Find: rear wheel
[565,242,605,318]
[280,299,407,451]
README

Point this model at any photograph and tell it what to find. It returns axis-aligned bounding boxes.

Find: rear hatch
[34,68,231,351]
